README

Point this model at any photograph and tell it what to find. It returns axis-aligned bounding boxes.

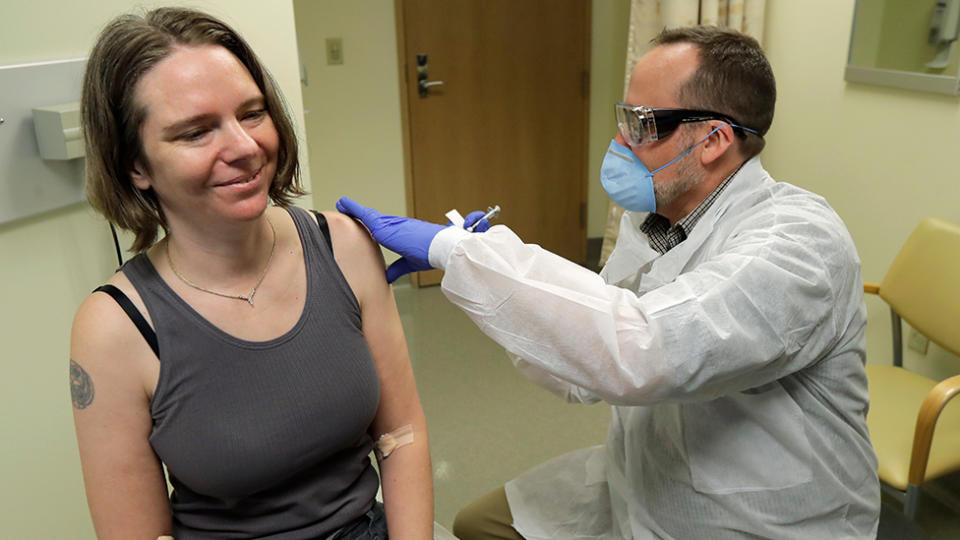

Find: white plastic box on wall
[32,102,84,161]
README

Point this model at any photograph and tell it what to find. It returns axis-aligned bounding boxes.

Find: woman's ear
[130,161,152,191]
[699,123,735,165]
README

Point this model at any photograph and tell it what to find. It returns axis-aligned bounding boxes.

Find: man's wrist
[428,226,470,269]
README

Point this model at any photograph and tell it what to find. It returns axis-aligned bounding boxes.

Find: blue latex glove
[462,210,492,232]
[337,197,445,283]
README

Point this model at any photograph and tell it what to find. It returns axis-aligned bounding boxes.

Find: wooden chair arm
[863,282,880,295]
[908,374,960,485]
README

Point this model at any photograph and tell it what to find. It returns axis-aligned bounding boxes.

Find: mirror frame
[844,1,960,96]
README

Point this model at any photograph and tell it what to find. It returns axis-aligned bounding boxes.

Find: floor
[394,283,960,537]
[879,475,960,539]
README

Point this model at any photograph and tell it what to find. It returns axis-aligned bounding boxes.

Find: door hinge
[580,202,587,229]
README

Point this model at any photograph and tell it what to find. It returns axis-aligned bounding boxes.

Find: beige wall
[588,0,632,237]
[763,0,960,378]
[848,0,885,67]
[293,0,407,217]
[0,2,308,537]
[3,0,960,537]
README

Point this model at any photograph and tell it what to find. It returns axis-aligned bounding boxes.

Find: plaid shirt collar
[640,165,742,255]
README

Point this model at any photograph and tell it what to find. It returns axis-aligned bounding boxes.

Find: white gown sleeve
[430,225,666,405]
[428,215,845,405]
[507,352,602,404]
[433,226,603,404]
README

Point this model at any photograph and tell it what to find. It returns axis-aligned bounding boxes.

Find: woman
[70,7,433,539]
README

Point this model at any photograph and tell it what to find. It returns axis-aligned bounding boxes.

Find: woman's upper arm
[71,291,171,538]
[323,212,434,536]
[323,212,426,432]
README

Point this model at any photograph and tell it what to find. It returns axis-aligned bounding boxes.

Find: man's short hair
[652,26,776,159]
[82,7,304,252]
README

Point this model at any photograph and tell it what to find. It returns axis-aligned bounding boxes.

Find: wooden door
[396,0,591,285]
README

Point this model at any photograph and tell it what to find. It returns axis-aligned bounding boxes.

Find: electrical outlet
[325,38,344,65]
[907,328,929,354]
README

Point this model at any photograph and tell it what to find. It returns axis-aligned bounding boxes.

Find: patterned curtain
[598,0,767,266]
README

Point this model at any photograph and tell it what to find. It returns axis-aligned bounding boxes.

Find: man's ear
[699,123,735,165]
[130,161,152,191]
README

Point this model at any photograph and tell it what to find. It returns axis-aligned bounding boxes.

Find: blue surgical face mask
[600,140,657,213]
[600,124,728,213]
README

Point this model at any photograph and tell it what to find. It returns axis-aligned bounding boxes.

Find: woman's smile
[215,167,263,189]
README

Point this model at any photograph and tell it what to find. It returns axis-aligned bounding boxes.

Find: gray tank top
[122,206,381,539]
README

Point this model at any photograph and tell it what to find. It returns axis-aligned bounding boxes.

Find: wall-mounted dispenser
[32,102,84,160]
[927,0,960,68]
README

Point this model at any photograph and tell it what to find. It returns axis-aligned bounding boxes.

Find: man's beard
[653,130,706,209]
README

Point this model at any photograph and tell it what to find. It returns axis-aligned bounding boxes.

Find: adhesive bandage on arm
[374,424,414,459]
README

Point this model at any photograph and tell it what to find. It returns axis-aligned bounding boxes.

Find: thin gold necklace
[166,216,277,307]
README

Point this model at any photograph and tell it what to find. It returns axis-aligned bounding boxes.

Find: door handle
[416,54,445,98]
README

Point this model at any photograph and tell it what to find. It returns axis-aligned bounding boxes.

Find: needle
[467,205,501,232]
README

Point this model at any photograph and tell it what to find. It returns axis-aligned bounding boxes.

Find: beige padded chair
[864,217,960,519]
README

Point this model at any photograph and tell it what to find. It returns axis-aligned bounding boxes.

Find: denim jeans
[325,502,388,540]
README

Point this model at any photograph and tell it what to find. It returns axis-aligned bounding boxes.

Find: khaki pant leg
[452,486,524,540]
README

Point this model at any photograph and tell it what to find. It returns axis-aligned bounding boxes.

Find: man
[339,26,879,539]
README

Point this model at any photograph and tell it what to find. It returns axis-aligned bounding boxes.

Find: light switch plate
[326,38,344,65]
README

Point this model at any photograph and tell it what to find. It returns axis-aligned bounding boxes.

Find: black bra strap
[93,285,160,358]
[311,210,334,253]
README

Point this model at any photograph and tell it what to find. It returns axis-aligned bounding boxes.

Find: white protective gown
[428,158,880,539]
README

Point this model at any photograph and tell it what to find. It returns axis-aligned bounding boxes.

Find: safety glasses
[615,102,755,147]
